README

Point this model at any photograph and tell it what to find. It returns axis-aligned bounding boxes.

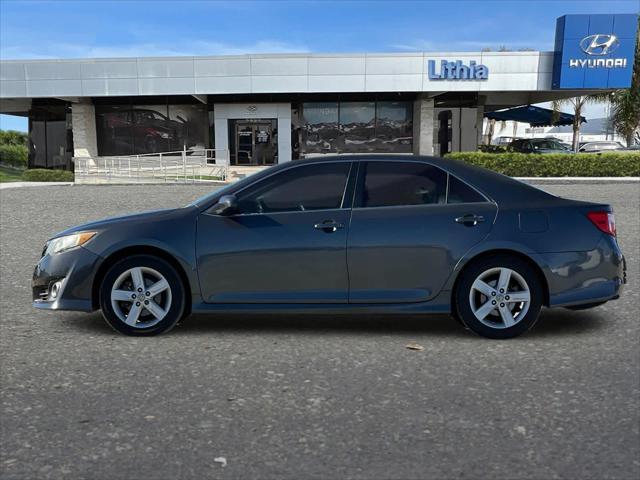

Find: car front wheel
[99,255,185,336]
[454,255,543,339]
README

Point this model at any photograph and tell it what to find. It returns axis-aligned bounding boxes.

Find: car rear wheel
[99,255,185,336]
[454,255,543,339]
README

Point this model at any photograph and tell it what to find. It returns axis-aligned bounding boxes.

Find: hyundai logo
[580,34,620,56]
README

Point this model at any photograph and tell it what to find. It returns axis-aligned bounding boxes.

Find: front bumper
[536,235,626,308]
[32,246,102,311]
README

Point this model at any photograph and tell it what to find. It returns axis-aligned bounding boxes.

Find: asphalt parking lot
[1,181,639,480]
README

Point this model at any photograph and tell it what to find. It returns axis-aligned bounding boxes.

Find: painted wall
[1,51,555,99]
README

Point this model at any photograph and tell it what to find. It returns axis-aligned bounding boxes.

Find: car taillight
[587,211,616,236]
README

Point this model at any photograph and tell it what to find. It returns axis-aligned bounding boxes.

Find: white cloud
[390,40,438,51]
[0,39,309,60]
[389,38,554,52]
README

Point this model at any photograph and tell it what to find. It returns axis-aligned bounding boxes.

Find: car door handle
[314,220,344,233]
[455,214,485,226]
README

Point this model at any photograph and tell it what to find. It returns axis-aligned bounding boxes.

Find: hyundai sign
[553,14,638,89]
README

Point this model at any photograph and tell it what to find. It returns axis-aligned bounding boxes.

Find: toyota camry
[32,155,626,338]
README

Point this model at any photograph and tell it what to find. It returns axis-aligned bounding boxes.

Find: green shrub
[444,152,640,177]
[22,169,74,182]
[477,144,507,153]
[0,130,28,147]
[0,144,28,168]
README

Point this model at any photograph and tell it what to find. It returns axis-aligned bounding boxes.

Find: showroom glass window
[28,102,74,170]
[375,102,413,153]
[95,100,208,156]
[236,162,351,214]
[301,103,340,154]
[301,101,412,155]
[358,162,447,208]
[340,102,375,153]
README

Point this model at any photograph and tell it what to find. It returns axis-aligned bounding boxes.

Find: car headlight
[45,232,97,256]
[159,132,170,139]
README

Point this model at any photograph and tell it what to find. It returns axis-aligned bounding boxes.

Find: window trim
[445,171,492,205]
[211,160,356,217]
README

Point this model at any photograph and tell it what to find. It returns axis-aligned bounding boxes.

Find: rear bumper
[535,235,625,308]
[32,246,102,312]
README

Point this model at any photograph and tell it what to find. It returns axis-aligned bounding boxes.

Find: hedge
[0,144,28,168]
[22,169,74,182]
[477,144,508,153]
[444,152,640,177]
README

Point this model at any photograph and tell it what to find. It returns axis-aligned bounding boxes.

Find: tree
[608,18,640,146]
[0,130,28,147]
[551,94,610,151]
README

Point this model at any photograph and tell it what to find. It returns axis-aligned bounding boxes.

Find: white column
[72,100,97,158]
[413,97,434,156]
[213,105,230,165]
[277,104,292,163]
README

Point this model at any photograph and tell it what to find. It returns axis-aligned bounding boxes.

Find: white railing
[74,148,229,184]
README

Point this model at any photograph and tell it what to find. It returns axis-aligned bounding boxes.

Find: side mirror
[210,194,238,216]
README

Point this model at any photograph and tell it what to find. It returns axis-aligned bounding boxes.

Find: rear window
[447,176,487,204]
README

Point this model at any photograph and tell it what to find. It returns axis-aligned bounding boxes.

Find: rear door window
[357,161,447,208]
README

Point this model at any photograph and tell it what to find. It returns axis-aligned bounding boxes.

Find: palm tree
[551,94,610,151]
[609,89,640,146]
[608,19,640,147]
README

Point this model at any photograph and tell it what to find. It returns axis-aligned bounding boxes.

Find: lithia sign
[427,60,489,80]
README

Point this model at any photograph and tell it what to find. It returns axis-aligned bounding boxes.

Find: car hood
[52,208,189,239]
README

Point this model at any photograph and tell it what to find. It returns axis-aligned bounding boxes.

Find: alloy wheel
[110,266,172,328]
[468,267,531,329]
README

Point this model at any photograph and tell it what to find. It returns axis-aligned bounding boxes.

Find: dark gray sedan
[32,155,626,338]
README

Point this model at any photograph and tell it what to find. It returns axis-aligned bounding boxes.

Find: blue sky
[1,0,638,131]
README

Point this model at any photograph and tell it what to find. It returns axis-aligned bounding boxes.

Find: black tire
[453,255,543,339]
[99,254,185,336]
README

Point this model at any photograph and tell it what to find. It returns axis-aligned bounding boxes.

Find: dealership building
[0,13,637,176]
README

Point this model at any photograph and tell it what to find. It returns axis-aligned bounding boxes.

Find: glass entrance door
[232,121,277,165]
[236,124,254,165]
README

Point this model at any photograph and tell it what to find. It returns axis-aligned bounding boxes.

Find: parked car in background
[510,138,570,154]
[492,136,521,146]
[622,144,640,151]
[578,141,625,153]
[544,136,572,150]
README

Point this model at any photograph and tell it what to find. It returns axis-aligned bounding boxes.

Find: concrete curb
[516,177,640,183]
[0,182,74,190]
